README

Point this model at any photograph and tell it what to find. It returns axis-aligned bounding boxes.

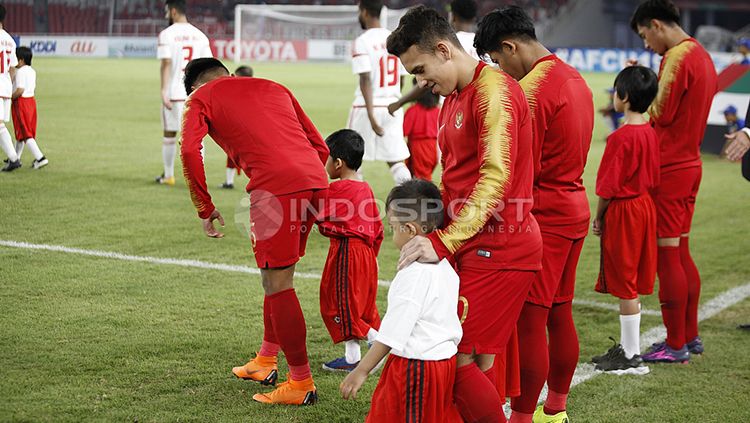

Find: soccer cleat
[32,157,48,170]
[232,354,279,386]
[687,336,704,354]
[594,344,648,375]
[252,376,317,405]
[641,344,689,363]
[322,356,358,372]
[219,182,234,189]
[1,159,21,172]
[591,337,620,364]
[644,340,666,355]
[532,405,569,423]
[155,174,175,186]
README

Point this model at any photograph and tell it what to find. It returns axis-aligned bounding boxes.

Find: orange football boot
[232,354,278,386]
[252,375,318,405]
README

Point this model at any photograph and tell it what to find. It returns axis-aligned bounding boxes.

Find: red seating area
[47,1,109,35]
[5,1,35,34]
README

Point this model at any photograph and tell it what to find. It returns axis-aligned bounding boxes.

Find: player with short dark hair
[475,7,594,422]
[10,46,47,170]
[154,0,212,186]
[349,0,411,185]
[628,0,718,364]
[0,4,20,172]
[341,179,463,423]
[219,65,255,189]
[180,58,330,406]
[316,129,383,372]
[591,65,660,376]
[234,65,253,77]
[387,6,542,422]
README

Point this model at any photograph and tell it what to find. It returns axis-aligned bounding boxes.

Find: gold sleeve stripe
[437,67,513,253]
[648,41,695,119]
[519,59,555,117]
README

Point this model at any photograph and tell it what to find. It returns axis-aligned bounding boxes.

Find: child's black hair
[613,65,659,114]
[386,179,444,233]
[326,129,365,171]
[16,46,32,66]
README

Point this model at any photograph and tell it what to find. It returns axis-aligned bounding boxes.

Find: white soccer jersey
[0,29,18,99]
[157,22,212,101]
[456,31,493,64]
[376,259,462,360]
[14,66,35,98]
[351,28,406,106]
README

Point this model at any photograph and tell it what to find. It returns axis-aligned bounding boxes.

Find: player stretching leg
[349,0,411,185]
[180,58,330,405]
[155,0,211,186]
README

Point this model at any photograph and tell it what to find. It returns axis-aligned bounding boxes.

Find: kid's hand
[340,368,368,400]
[202,209,225,238]
[592,218,602,236]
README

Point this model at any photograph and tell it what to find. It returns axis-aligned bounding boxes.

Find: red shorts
[494,328,520,399]
[526,232,585,307]
[596,194,657,299]
[652,166,701,238]
[405,137,438,181]
[456,267,535,354]
[11,97,36,141]
[366,355,463,423]
[249,189,327,269]
[320,237,381,343]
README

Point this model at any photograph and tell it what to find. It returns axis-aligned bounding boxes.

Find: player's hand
[162,92,172,110]
[340,368,368,400]
[592,218,602,237]
[202,209,225,238]
[625,59,639,67]
[724,130,750,162]
[387,101,401,116]
[370,119,385,137]
[398,235,439,270]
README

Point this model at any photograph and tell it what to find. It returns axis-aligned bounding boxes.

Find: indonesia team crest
[455,110,464,129]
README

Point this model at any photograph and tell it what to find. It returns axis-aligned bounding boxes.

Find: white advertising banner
[21,36,108,58]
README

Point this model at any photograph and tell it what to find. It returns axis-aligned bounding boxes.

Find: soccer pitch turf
[1,58,749,422]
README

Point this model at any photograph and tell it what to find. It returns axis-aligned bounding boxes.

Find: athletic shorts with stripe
[366,355,463,423]
[320,237,381,343]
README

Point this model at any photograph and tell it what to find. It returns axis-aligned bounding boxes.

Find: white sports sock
[620,313,641,359]
[162,137,177,178]
[0,126,18,162]
[26,138,44,161]
[15,141,24,158]
[344,340,361,364]
[366,328,379,344]
[226,167,235,185]
[389,162,411,185]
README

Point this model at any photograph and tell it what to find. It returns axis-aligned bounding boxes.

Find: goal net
[233,4,408,62]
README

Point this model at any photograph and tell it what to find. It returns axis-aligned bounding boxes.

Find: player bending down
[180,58,329,405]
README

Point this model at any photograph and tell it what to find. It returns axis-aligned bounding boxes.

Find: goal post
[233,4,407,63]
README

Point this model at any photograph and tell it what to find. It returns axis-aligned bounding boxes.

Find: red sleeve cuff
[427,232,451,261]
[198,204,215,220]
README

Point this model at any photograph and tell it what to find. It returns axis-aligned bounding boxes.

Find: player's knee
[657,237,680,247]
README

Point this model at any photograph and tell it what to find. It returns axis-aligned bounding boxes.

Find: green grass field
[1,58,749,422]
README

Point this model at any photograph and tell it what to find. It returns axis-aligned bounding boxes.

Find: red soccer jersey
[519,54,594,238]
[404,102,440,142]
[649,38,717,172]
[427,62,542,270]
[181,77,329,218]
[596,123,660,200]
[317,179,384,255]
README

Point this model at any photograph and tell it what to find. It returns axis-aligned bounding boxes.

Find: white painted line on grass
[573,298,662,316]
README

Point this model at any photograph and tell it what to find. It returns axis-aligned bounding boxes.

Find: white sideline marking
[573,298,661,316]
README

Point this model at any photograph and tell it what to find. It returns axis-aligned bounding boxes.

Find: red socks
[544,390,568,416]
[267,289,311,380]
[511,302,549,414]
[259,295,280,357]
[454,362,505,423]
[546,301,578,408]
[680,238,701,342]
[657,246,688,350]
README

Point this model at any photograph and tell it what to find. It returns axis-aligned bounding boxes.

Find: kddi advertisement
[24,36,108,57]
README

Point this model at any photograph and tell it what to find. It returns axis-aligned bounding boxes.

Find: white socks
[344,340,361,364]
[162,137,177,178]
[26,138,44,161]
[620,313,641,359]
[389,162,411,185]
[15,141,24,158]
[226,167,235,185]
[0,126,18,162]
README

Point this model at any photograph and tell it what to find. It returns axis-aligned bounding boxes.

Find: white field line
[573,298,662,316]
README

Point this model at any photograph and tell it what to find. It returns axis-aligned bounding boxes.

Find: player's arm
[11,86,23,100]
[359,72,384,136]
[592,197,610,237]
[388,85,429,116]
[180,96,223,237]
[340,341,389,400]
[287,88,329,164]
[9,66,16,83]
[648,55,689,126]
[160,58,172,110]
[593,142,626,236]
